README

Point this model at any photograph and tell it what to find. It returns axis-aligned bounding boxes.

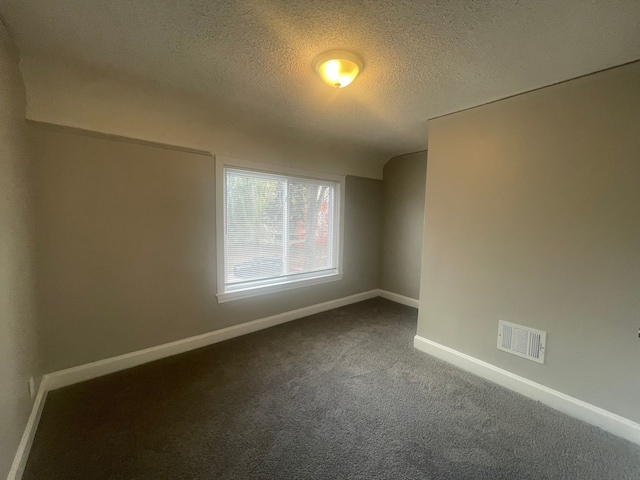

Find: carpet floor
[24,298,639,479]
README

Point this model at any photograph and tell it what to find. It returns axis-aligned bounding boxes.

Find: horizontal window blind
[223,167,339,293]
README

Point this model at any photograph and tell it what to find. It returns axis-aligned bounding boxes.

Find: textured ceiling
[2,0,640,158]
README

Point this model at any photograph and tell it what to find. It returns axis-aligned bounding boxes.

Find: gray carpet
[24,298,640,479]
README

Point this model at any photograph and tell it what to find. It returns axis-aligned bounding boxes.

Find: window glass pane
[287,181,334,275]
[225,170,285,285]
[223,165,338,294]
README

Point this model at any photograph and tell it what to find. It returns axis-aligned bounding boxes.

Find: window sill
[216,272,343,304]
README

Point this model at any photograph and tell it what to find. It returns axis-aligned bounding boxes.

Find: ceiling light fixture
[313,51,364,89]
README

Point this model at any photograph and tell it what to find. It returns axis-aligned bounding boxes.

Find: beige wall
[381,151,427,299]
[418,62,640,422]
[0,23,40,479]
[31,124,382,373]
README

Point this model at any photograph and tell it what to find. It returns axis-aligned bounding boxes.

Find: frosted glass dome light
[314,51,364,88]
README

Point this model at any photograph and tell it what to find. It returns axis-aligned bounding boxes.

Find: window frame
[215,155,345,303]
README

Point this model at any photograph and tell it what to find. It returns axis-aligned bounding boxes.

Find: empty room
[1,1,639,479]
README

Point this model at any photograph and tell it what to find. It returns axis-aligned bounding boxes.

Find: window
[216,156,344,302]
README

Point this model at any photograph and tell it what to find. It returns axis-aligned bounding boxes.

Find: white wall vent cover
[497,320,546,364]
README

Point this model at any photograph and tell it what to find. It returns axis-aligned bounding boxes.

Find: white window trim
[215,155,345,303]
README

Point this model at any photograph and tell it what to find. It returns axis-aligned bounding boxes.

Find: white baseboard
[376,289,419,308]
[414,335,640,445]
[7,378,49,480]
[45,290,379,391]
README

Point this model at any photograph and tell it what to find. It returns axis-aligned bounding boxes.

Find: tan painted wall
[21,58,386,180]
[381,151,427,299]
[0,23,40,478]
[418,62,640,422]
[31,124,382,373]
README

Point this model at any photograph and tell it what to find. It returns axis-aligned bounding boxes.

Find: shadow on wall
[381,150,427,300]
[0,22,42,480]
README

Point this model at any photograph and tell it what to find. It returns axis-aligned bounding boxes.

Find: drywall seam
[428,58,640,122]
[413,335,640,445]
[26,120,213,156]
